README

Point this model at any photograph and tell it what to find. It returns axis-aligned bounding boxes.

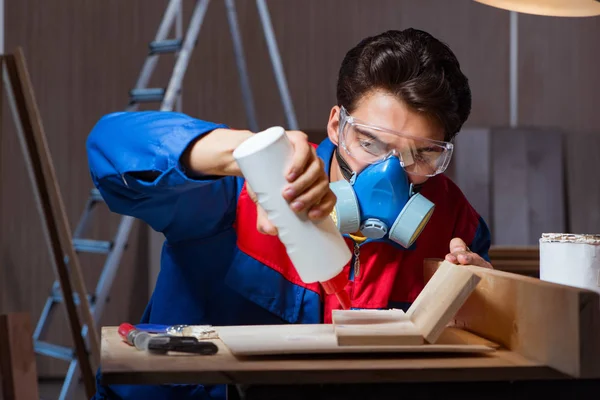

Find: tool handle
[118,323,136,344]
[147,336,218,355]
[135,324,170,333]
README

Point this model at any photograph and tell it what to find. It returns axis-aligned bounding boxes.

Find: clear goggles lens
[339,107,454,177]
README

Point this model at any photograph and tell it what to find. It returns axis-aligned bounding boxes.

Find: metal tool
[147,336,219,355]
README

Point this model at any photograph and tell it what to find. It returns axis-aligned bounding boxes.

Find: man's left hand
[445,238,493,269]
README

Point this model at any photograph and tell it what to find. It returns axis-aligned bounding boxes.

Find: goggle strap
[335,147,356,182]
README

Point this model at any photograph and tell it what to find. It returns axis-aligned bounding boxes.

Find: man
[88,28,492,399]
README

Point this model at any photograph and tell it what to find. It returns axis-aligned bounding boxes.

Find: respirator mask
[329,107,454,248]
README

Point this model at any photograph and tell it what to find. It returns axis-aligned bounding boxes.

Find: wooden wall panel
[518,13,600,234]
[182,0,510,133]
[3,0,598,381]
[1,0,166,377]
[452,129,492,225]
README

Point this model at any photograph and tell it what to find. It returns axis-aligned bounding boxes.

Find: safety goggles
[338,106,454,177]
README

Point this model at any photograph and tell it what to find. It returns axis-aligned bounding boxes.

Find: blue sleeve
[86,111,241,242]
[469,216,491,262]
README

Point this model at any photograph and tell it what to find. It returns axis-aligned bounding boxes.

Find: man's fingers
[445,253,458,263]
[289,178,330,213]
[256,207,278,235]
[308,190,337,220]
[286,131,311,181]
[283,157,323,202]
[449,237,468,253]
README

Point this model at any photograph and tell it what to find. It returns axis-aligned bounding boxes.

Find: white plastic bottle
[233,126,352,309]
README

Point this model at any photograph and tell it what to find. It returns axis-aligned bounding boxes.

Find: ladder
[32,0,298,398]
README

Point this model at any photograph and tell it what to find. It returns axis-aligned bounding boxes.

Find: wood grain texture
[3,49,97,395]
[0,0,510,378]
[491,129,529,245]
[8,0,600,379]
[518,13,600,235]
[491,128,565,245]
[424,259,600,378]
[2,0,159,376]
[0,313,40,400]
[452,128,492,224]
[217,324,491,356]
[332,309,423,346]
[101,325,566,386]
[407,260,481,344]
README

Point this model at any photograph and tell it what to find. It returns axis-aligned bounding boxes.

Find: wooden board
[451,128,566,247]
[424,259,600,378]
[332,309,423,346]
[331,262,481,346]
[100,326,566,386]
[488,246,539,277]
[453,128,491,224]
[216,324,492,356]
[492,129,529,245]
[0,313,40,400]
[406,260,481,343]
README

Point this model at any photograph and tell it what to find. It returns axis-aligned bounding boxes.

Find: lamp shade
[474,0,600,17]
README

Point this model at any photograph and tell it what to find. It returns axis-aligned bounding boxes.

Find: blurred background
[0,0,599,392]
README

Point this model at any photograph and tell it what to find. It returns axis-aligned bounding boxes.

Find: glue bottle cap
[320,271,351,310]
[118,323,136,340]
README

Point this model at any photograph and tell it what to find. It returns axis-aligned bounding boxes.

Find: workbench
[100,260,600,399]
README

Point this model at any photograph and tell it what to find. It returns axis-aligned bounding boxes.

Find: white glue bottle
[233,126,352,309]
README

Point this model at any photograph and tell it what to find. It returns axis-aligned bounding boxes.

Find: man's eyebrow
[416,145,443,153]
[355,126,388,144]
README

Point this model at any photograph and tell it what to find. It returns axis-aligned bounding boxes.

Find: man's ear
[327,106,341,145]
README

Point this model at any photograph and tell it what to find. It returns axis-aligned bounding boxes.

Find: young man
[88,28,492,399]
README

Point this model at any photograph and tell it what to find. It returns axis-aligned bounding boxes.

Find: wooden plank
[217,324,491,356]
[332,309,423,346]
[424,259,600,378]
[3,49,97,397]
[488,246,539,276]
[406,261,481,343]
[452,128,491,224]
[101,326,564,386]
[0,313,40,400]
[491,129,529,245]
[524,129,565,243]
[489,246,539,260]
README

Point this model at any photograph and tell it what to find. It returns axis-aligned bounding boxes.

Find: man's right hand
[247,130,337,236]
[184,128,336,236]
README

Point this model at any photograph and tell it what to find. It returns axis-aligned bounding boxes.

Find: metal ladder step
[90,188,104,202]
[34,341,75,362]
[51,289,94,306]
[149,39,183,54]
[73,238,112,254]
[129,88,165,103]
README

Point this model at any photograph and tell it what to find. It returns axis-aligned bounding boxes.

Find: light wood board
[331,261,481,346]
[407,260,481,343]
[101,326,566,386]
[216,324,493,356]
[0,313,40,400]
[332,309,423,346]
[424,259,600,378]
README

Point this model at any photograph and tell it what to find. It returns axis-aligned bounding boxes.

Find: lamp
[474,0,600,17]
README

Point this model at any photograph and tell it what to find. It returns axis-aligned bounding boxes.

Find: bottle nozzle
[335,289,351,310]
[320,271,351,310]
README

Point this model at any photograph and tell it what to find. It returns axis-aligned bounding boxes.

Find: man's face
[327,90,446,185]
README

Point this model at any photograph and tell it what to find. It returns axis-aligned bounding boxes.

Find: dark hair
[336,29,471,141]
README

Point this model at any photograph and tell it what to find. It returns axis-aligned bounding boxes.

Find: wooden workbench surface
[100,326,565,386]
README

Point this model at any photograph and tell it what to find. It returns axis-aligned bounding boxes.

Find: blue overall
[86,111,490,399]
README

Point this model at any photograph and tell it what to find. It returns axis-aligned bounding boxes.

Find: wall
[1,0,598,377]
